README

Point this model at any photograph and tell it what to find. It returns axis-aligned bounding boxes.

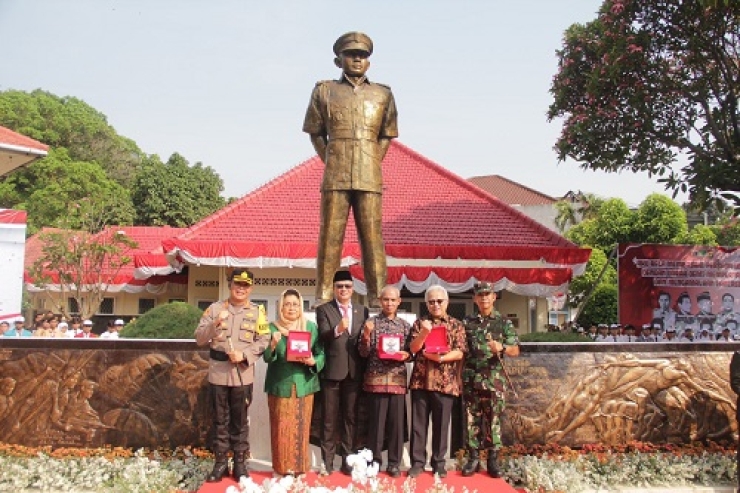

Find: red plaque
[378,334,404,360]
[286,331,311,361]
[425,326,450,354]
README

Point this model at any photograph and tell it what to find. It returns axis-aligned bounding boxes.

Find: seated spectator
[5,317,31,337]
[33,320,53,337]
[0,321,8,336]
[100,319,122,339]
[54,322,75,338]
[75,320,98,338]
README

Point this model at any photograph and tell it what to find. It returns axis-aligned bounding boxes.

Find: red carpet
[197,470,521,492]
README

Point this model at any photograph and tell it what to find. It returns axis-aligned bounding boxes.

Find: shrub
[119,302,202,339]
[519,332,592,343]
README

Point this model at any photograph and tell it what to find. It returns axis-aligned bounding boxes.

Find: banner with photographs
[618,244,740,340]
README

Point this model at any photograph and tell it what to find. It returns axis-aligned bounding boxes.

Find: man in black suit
[316,270,369,475]
[730,351,740,488]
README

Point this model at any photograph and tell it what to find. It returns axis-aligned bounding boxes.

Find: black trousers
[366,392,405,468]
[321,377,360,467]
[211,383,253,454]
[410,389,454,470]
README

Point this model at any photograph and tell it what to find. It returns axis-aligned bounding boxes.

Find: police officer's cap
[229,268,254,285]
[333,32,373,56]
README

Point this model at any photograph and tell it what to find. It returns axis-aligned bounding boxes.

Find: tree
[567,248,617,310]
[554,191,605,232]
[2,148,135,233]
[577,284,618,328]
[633,194,688,244]
[566,198,635,254]
[28,199,138,320]
[131,153,226,227]
[0,89,144,187]
[548,1,740,209]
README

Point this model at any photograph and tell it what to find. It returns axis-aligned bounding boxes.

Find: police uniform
[303,31,398,304]
[194,269,270,481]
[462,285,519,477]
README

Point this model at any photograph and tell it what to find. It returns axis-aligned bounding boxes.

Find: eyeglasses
[427,299,446,305]
[334,283,353,289]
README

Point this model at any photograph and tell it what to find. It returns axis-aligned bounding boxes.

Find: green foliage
[566,198,633,254]
[633,194,688,244]
[577,284,618,327]
[131,153,225,227]
[519,332,592,343]
[710,217,740,246]
[0,89,144,186]
[548,1,740,209]
[675,224,718,245]
[0,89,226,230]
[5,148,135,233]
[119,302,202,339]
[568,248,617,309]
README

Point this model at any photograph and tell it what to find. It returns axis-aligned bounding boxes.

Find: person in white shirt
[100,319,123,339]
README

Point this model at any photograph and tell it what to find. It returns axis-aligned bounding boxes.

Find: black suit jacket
[730,351,740,421]
[316,300,368,381]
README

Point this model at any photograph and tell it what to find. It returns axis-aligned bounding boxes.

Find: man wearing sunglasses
[461,282,520,478]
[316,270,369,475]
[407,285,468,478]
[195,268,271,482]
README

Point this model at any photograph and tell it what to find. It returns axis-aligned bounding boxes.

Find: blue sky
[0,0,683,206]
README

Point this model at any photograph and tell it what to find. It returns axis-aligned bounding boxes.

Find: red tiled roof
[0,126,49,153]
[468,174,557,206]
[25,226,186,287]
[179,141,573,249]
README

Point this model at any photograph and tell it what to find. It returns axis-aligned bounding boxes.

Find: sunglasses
[335,283,353,289]
[427,299,446,305]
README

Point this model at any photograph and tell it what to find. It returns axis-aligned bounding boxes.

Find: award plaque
[378,334,404,360]
[286,331,311,361]
[425,326,450,353]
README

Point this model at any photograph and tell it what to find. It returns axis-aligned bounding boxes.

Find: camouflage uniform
[462,311,518,451]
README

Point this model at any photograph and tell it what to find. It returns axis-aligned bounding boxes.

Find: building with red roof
[468,174,561,232]
[142,141,589,330]
[0,125,49,176]
[25,226,187,322]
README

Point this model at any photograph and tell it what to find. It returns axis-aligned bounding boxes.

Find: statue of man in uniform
[303,31,398,306]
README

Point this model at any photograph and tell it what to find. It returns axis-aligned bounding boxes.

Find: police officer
[195,268,270,482]
[461,282,520,477]
[303,31,399,306]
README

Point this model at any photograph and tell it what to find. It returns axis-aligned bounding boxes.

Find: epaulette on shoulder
[375,82,392,90]
[315,80,332,87]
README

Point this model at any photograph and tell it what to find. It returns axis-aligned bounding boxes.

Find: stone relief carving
[505,352,737,447]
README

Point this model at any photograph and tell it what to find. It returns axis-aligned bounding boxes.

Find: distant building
[468,174,559,231]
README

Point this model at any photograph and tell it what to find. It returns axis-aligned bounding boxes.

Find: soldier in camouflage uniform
[461,281,520,478]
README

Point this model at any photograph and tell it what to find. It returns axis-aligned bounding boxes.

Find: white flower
[366,461,379,478]
[225,486,241,493]
[237,475,263,493]
[358,448,374,463]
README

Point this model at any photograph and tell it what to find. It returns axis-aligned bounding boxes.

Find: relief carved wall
[503,347,738,447]
[0,340,736,451]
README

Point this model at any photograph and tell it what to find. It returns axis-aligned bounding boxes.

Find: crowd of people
[0,312,123,339]
[195,268,520,482]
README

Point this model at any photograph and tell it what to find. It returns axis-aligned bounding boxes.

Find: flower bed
[0,442,735,493]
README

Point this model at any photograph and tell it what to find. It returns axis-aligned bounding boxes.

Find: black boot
[461,450,480,477]
[206,453,229,483]
[486,449,500,478]
[233,452,249,479]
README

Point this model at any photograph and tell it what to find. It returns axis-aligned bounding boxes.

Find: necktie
[340,305,350,334]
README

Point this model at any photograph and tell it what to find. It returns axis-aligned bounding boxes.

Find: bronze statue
[303,31,398,305]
